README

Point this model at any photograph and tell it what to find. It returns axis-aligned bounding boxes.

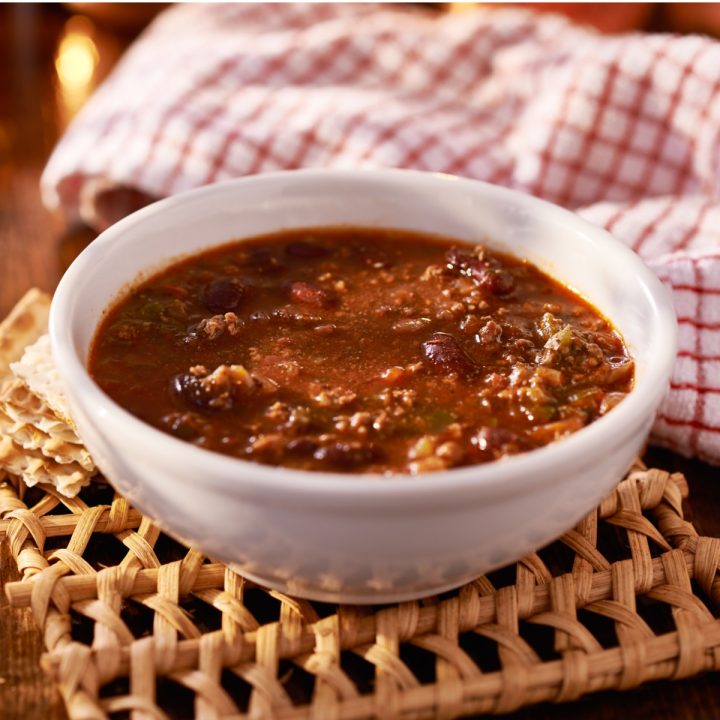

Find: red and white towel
[42,3,720,463]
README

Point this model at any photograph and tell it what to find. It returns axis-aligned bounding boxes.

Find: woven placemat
[2,460,720,720]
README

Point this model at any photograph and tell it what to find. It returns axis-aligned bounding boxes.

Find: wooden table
[1,5,718,719]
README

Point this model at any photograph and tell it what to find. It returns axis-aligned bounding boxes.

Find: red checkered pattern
[42,4,720,463]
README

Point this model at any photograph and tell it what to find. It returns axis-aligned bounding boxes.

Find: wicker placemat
[2,460,719,720]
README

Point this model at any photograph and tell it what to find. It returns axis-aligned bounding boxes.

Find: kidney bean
[421,332,476,376]
[469,264,515,296]
[172,372,223,411]
[288,281,337,308]
[445,247,474,272]
[446,248,514,294]
[202,278,246,313]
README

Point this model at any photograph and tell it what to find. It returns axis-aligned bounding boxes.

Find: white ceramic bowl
[50,169,677,603]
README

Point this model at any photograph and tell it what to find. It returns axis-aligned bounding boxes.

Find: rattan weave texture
[2,460,720,720]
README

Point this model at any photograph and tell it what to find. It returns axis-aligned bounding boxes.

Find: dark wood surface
[0,5,718,719]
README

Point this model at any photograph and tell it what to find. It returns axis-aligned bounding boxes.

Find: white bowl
[50,169,677,603]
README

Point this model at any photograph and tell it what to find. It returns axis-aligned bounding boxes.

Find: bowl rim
[49,168,678,502]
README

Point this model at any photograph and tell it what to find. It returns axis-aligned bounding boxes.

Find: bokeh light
[55,16,99,124]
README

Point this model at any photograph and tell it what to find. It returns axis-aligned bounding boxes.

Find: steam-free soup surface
[89,227,633,474]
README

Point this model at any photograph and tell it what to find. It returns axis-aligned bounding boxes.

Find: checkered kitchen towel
[42,3,720,463]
